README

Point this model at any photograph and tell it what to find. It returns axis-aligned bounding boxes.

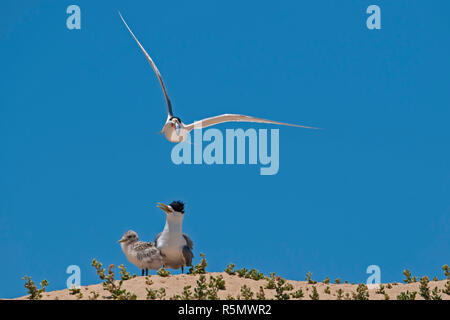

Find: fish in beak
[157,202,172,214]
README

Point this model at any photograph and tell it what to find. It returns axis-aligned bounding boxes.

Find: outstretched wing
[184,114,319,131]
[119,12,173,117]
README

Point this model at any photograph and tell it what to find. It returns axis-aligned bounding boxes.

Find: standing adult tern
[119,13,319,143]
[154,201,193,273]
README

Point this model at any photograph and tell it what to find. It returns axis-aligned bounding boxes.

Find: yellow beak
[118,238,126,243]
[157,202,171,214]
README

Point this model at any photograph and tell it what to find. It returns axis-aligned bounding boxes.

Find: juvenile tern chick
[118,230,163,276]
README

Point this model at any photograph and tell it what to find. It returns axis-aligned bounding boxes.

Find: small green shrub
[182,285,193,300]
[68,286,83,299]
[336,288,344,300]
[353,284,369,300]
[375,284,385,295]
[240,285,254,300]
[431,287,442,300]
[291,288,304,299]
[118,264,135,280]
[194,275,208,300]
[256,286,266,300]
[419,276,430,300]
[396,291,417,300]
[157,267,171,277]
[274,276,293,300]
[188,253,207,275]
[91,259,136,300]
[224,263,236,275]
[305,272,317,284]
[265,272,276,289]
[22,276,49,300]
[309,286,319,300]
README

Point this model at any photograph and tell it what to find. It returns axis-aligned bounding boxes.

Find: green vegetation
[291,288,304,299]
[375,284,385,295]
[419,276,430,300]
[353,284,369,300]
[68,286,83,299]
[309,286,319,300]
[118,264,135,280]
[157,267,171,277]
[397,291,417,300]
[305,272,317,284]
[21,256,450,300]
[224,263,236,275]
[22,276,49,300]
[91,259,136,300]
[443,265,450,295]
[336,288,344,300]
[256,286,266,300]
[431,286,442,300]
[239,285,254,300]
[274,276,294,300]
[265,272,277,289]
[188,253,207,275]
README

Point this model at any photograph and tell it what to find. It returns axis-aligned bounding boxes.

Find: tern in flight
[119,13,319,143]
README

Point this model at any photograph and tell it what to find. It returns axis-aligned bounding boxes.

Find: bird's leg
[181,266,184,274]
[141,269,144,276]
[145,268,148,276]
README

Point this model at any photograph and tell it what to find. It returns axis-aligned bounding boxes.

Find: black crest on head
[169,201,184,213]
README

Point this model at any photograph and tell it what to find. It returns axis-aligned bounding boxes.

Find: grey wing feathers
[133,241,163,264]
[136,246,161,261]
[182,246,194,266]
[183,234,194,250]
[118,12,173,117]
[182,234,194,266]
[133,241,156,250]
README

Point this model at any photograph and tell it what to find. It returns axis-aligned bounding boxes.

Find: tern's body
[155,201,194,272]
[119,12,319,143]
[119,230,163,276]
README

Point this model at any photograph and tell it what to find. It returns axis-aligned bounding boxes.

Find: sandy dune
[15,272,450,300]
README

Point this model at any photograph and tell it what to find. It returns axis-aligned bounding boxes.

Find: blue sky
[1,1,449,298]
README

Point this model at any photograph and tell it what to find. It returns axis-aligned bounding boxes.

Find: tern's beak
[157,202,171,214]
[118,238,126,243]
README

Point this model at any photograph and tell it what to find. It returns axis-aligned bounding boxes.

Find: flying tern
[119,12,319,143]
